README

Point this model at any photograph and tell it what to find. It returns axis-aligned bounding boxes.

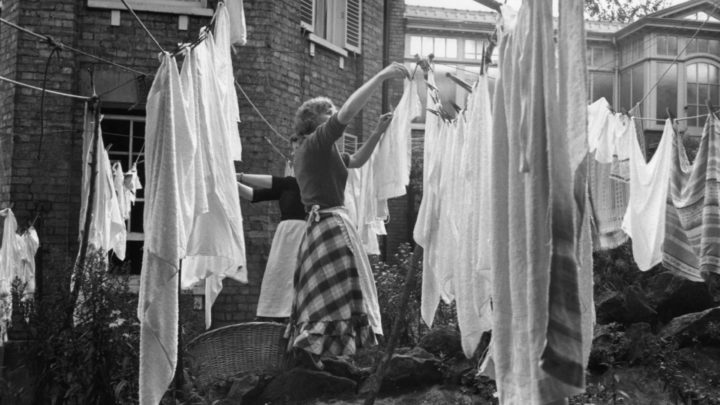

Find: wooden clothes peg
[707,99,718,119]
[445,72,473,93]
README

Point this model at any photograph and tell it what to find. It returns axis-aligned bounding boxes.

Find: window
[656,35,678,56]
[101,114,146,276]
[336,133,358,154]
[683,37,720,56]
[588,71,614,104]
[464,39,483,60]
[587,46,613,69]
[300,0,362,54]
[87,0,212,17]
[682,12,720,23]
[655,62,678,123]
[685,62,720,128]
[619,64,646,112]
[408,35,457,59]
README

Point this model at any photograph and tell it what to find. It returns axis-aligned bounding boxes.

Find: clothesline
[0,74,90,101]
[0,17,150,77]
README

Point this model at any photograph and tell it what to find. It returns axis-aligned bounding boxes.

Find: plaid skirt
[285,207,376,357]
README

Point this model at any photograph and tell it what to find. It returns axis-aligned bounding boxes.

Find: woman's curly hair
[293,97,337,136]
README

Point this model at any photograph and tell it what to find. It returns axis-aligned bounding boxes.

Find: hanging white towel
[621,119,674,270]
[17,227,39,297]
[454,75,494,358]
[113,162,131,221]
[373,77,422,201]
[181,22,247,330]
[226,0,247,48]
[79,112,127,261]
[139,54,198,405]
[214,2,243,161]
[0,209,20,297]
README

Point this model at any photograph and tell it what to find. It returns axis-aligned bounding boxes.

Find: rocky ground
[187,245,720,405]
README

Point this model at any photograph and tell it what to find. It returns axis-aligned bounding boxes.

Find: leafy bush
[372,243,457,348]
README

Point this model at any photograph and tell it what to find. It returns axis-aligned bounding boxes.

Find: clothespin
[445,72,473,93]
[666,107,674,121]
[480,41,486,76]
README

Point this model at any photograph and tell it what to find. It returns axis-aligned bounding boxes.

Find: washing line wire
[0,17,150,77]
[234,80,290,143]
[0,74,90,100]
[120,0,165,53]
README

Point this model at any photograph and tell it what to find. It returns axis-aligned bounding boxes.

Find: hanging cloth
[663,115,720,281]
[214,1,243,161]
[181,11,247,329]
[0,208,21,347]
[79,111,127,261]
[621,119,674,271]
[139,53,198,405]
[373,76,422,201]
[226,0,247,48]
[454,75,494,358]
[488,1,589,402]
[17,227,39,298]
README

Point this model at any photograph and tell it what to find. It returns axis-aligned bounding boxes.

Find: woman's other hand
[373,112,394,136]
[378,62,410,81]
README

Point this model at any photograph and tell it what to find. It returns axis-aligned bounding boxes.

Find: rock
[418,325,463,359]
[623,286,658,324]
[596,288,657,325]
[611,367,675,405]
[322,356,372,383]
[380,347,443,393]
[596,291,625,324]
[659,306,720,346]
[644,272,715,323]
[258,367,357,403]
[588,323,628,375]
[625,322,653,364]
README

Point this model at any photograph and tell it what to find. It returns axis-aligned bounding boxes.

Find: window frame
[300,0,363,56]
[87,0,212,17]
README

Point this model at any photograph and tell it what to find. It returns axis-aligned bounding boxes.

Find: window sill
[88,0,213,17]
[308,33,349,57]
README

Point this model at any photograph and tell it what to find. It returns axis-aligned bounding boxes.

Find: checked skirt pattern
[286,213,373,357]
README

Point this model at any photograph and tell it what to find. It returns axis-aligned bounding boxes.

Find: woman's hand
[372,112,394,136]
[378,62,410,81]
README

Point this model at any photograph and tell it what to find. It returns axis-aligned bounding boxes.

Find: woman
[237,163,304,322]
[288,62,409,365]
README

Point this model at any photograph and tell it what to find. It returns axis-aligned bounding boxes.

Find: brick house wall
[0,0,391,329]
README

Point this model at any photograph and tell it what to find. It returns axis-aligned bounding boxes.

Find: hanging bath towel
[664,115,720,281]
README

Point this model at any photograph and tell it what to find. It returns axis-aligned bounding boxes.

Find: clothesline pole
[0,74,91,101]
[66,99,101,329]
[361,244,423,405]
[120,0,166,53]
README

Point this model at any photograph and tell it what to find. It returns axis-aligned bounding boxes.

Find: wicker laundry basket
[185,321,289,389]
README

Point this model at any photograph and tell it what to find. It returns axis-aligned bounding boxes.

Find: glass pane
[422,36,433,57]
[668,36,678,55]
[687,105,698,121]
[657,35,667,55]
[410,36,422,57]
[711,85,720,106]
[632,64,645,106]
[711,65,719,84]
[446,39,457,58]
[710,40,720,59]
[699,63,708,82]
[686,38,697,54]
[130,202,144,233]
[595,47,612,67]
[434,38,446,58]
[687,64,697,83]
[465,39,476,59]
[698,38,709,53]
[620,70,632,109]
[656,63,677,119]
[592,72,614,104]
[701,84,710,101]
[688,83,698,105]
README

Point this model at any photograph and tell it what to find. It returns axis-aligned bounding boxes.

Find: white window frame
[336,133,358,154]
[300,0,362,56]
[88,0,213,17]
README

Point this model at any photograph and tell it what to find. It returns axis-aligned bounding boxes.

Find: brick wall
[0,0,19,208]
